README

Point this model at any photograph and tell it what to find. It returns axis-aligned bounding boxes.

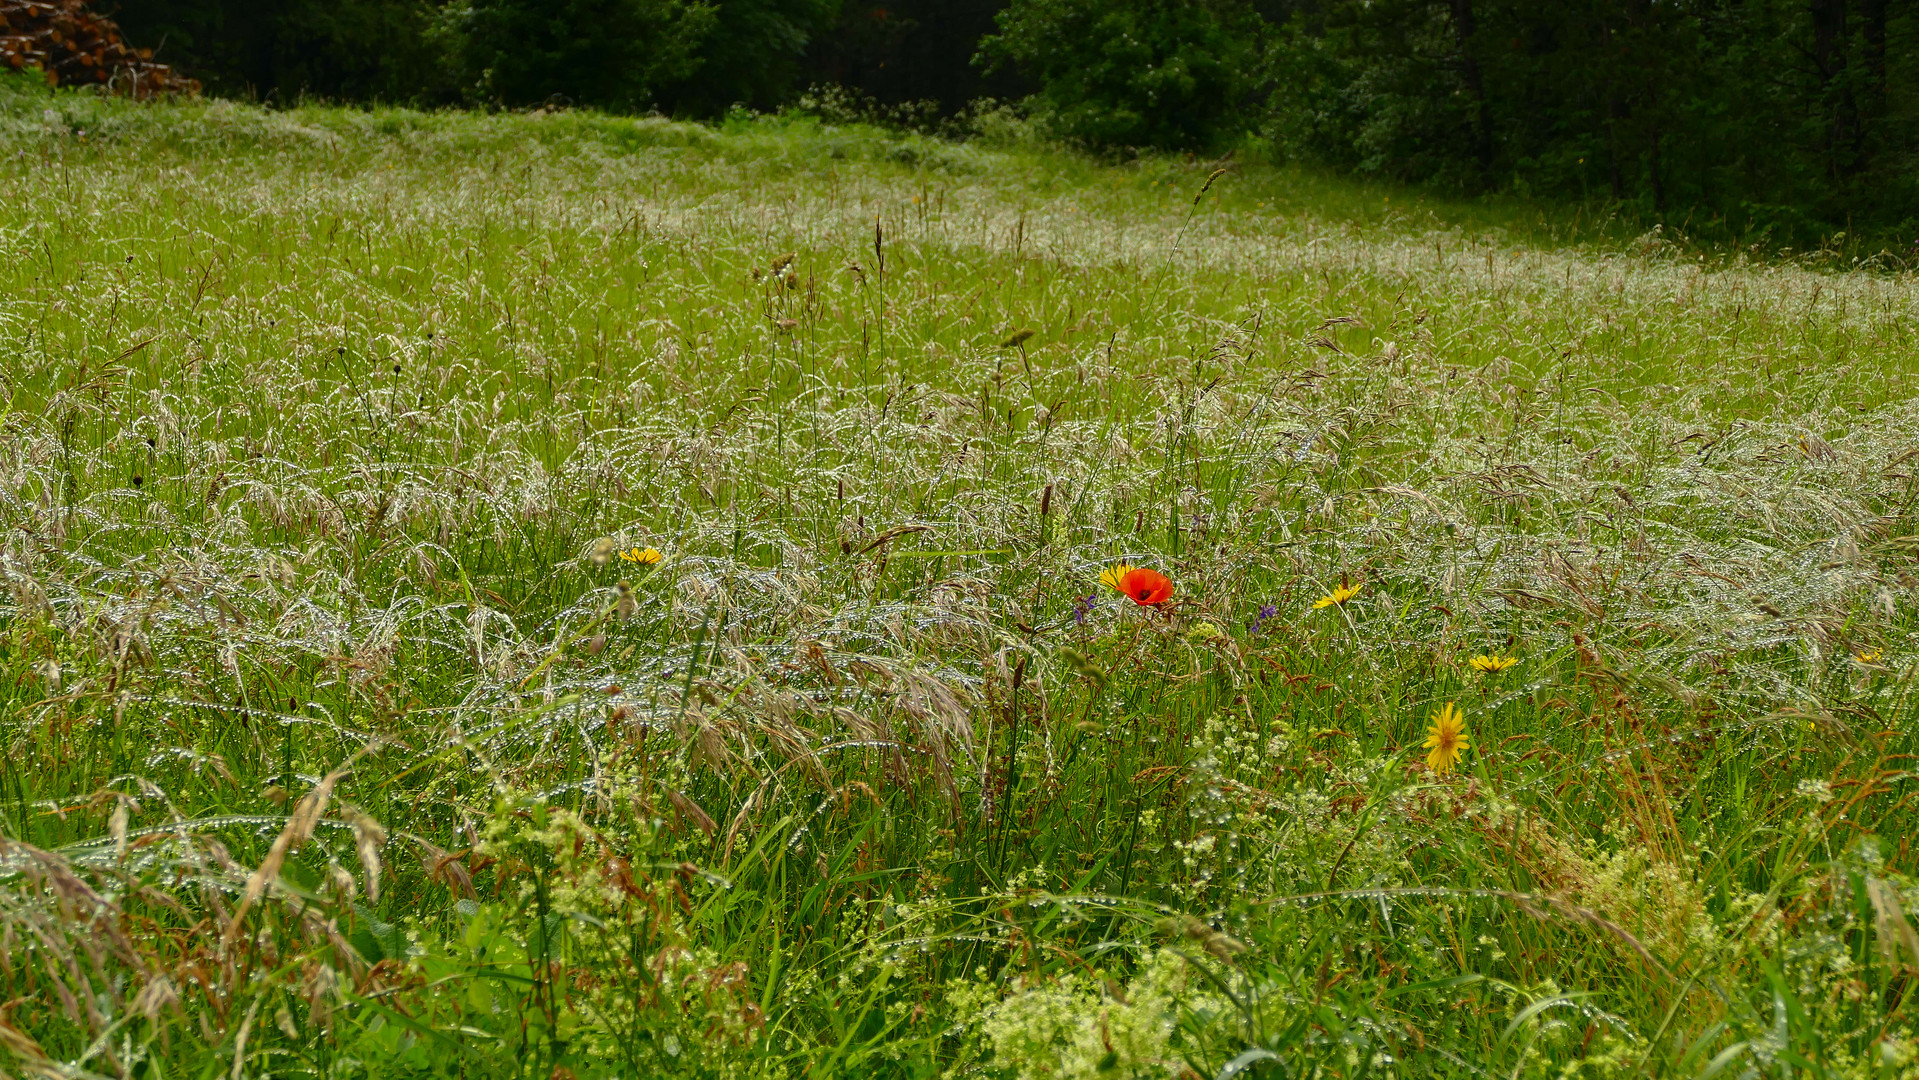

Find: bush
[979,0,1262,152]
[444,0,717,110]
[667,0,840,113]
[108,0,455,104]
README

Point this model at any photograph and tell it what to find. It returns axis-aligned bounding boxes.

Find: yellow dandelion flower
[1854,648,1884,665]
[1098,562,1135,593]
[1313,582,1364,609]
[1470,654,1519,673]
[1423,702,1469,776]
[619,546,664,565]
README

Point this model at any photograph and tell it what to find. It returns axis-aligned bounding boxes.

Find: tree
[109,0,452,102]
[666,0,839,113]
[447,0,717,109]
[980,0,1264,150]
[807,0,1026,113]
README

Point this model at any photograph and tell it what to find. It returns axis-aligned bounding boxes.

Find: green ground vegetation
[8,77,1919,1078]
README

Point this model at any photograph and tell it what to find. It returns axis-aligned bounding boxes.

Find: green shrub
[443,0,718,109]
[669,0,842,113]
[979,0,1262,152]
[110,0,458,104]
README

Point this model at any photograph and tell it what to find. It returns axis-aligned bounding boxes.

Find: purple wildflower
[1073,592,1097,625]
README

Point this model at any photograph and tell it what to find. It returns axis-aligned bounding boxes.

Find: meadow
[6,74,1919,1078]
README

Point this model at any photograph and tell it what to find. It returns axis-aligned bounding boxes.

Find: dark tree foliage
[808,0,1025,113]
[979,0,1264,150]
[450,0,715,109]
[664,0,838,113]
[111,0,838,111]
[111,0,1021,118]
[1260,0,1919,240]
[110,0,450,102]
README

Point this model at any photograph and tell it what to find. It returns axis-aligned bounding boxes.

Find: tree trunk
[1600,16,1625,200]
[1810,0,1855,175]
[1858,0,1887,162]
[1649,125,1665,213]
[1449,0,1495,178]
[1860,0,1888,87]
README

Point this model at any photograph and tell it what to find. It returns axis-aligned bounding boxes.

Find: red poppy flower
[1116,567,1174,606]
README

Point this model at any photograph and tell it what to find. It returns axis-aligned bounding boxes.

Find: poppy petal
[1116,567,1173,606]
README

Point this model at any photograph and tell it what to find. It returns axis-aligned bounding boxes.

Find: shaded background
[94,0,1919,245]
[105,0,1028,113]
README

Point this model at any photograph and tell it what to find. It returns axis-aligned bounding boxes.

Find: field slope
[6,80,1919,1078]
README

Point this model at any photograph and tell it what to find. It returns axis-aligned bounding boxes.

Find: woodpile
[1,0,198,97]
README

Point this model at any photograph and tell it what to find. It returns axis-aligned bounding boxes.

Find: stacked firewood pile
[1,0,198,97]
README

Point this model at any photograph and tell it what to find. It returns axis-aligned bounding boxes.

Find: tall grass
[6,75,1919,1078]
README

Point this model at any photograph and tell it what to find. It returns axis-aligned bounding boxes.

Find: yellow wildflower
[1313,582,1364,609]
[1470,654,1519,673]
[1423,702,1469,776]
[1854,648,1884,665]
[1098,562,1135,593]
[619,546,664,566]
